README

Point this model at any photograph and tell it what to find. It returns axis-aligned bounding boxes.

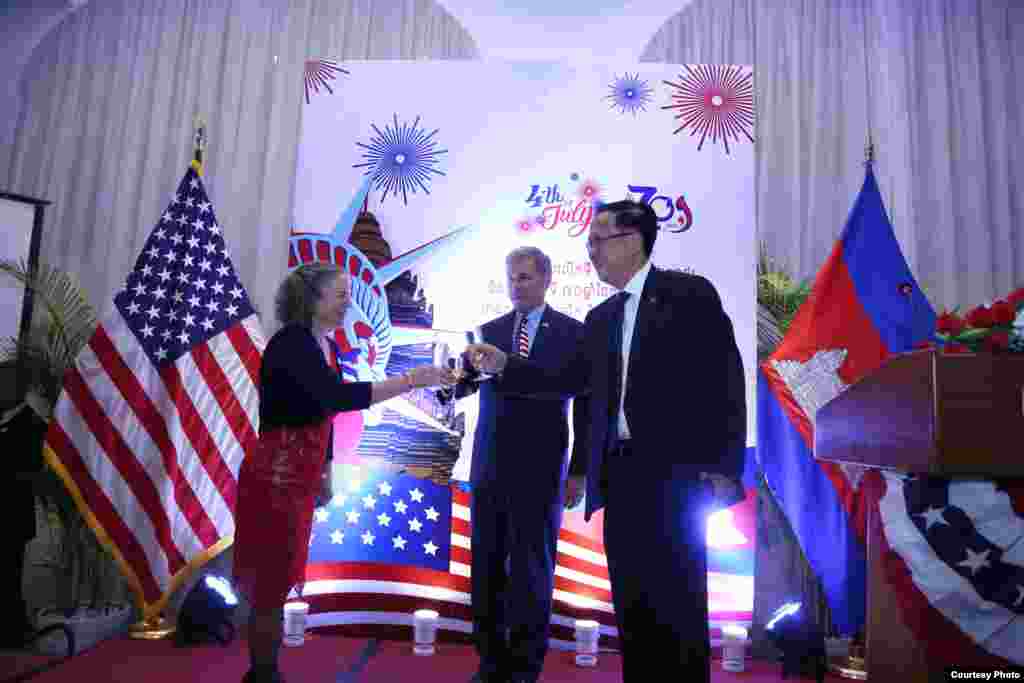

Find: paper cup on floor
[413,610,439,656]
[282,602,309,647]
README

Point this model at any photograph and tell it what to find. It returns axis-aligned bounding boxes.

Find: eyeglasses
[585,231,637,251]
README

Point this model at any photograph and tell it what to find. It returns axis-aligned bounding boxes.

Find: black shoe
[469,672,509,683]
[242,670,287,683]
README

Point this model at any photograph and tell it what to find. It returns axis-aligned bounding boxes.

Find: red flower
[984,331,1010,352]
[1006,288,1024,309]
[991,300,1016,325]
[936,312,966,336]
[944,343,970,354]
[964,305,995,329]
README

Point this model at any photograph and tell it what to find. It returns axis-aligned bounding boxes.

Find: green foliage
[0,259,111,612]
[757,241,812,337]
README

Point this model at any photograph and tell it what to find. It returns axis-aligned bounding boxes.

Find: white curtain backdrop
[3,0,478,326]
[643,0,1024,312]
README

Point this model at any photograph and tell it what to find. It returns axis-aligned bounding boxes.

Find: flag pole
[191,116,206,177]
[128,121,209,641]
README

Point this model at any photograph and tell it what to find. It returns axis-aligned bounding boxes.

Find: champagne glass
[466,327,493,382]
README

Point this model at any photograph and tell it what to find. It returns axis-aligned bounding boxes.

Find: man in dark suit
[466,200,746,683]
[456,246,590,683]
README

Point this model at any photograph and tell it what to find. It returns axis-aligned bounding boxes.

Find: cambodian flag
[758,164,936,635]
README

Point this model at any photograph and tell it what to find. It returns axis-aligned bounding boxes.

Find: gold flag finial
[191,116,206,176]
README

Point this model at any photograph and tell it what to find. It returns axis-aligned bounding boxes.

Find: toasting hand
[406,364,459,388]
[465,343,508,374]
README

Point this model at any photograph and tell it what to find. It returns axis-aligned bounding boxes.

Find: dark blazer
[500,267,746,521]
[259,324,372,435]
[459,306,590,501]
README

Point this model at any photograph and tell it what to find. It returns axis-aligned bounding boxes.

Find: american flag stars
[309,471,451,570]
[114,169,254,368]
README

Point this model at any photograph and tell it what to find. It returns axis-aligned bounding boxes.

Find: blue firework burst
[353,114,448,205]
[605,73,654,116]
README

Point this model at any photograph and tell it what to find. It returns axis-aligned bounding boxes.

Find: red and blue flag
[758,164,936,635]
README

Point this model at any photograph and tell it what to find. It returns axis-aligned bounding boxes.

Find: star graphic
[423,541,439,556]
[346,510,361,524]
[361,530,376,546]
[410,488,425,503]
[377,513,392,527]
[957,547,991,576]
[362,494,377,509]
[330,529,345,544]
[424,507,440,522]
[378,482,393,496]
[314,508,330,523]
[394,500,409,514]
[393,535,407,550]
[916,506,949,531]
[409,518,423,533]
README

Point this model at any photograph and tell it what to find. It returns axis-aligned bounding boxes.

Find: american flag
[42,166,265,617]
[299,470,750,649]
[300,471,621,650]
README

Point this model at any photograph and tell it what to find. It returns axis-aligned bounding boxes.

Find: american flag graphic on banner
[300,472,749,648]
[300,471,621,649]
[43,166,265,618]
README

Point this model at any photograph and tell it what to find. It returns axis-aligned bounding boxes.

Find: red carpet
[1,632,846,682]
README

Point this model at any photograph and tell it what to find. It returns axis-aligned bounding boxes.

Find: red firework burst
[304,58,350,105]
[577,179,603,202]
[662,65,755,154]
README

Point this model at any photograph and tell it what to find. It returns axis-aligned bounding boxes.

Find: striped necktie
[517,314,530,358]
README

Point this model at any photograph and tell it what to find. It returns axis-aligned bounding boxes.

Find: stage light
[765,602,827,682]
[412,609,439,656]
[705,508,749,549]
[175,574,239,647]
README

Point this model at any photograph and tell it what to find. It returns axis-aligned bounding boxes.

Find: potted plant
[0,259,133,654]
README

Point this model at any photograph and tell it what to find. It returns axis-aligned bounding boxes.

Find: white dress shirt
[617,259,653,439]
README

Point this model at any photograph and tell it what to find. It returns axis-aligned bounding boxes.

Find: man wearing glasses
[466,199,746,683]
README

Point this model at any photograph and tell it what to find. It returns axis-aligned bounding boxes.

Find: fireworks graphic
[516,217,536,233]
[303,59,349,105]
[662,65,755,154]
[605,73,654,116]
[576,178,603,202]
[353,114,448,205]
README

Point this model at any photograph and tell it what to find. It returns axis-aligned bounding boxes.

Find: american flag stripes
[300,473,747,649]
[42,167,265,617]
[300,474,621,649]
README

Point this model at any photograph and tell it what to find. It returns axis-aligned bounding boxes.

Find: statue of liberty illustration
[288,175,476,463]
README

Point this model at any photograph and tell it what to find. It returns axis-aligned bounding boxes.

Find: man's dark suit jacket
[459,307,590,501]
[500,267,746,521]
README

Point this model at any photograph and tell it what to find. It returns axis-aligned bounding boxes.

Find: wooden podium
[815,349,1024,681]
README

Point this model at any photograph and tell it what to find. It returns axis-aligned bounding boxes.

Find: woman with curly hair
[233,262,454,683]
